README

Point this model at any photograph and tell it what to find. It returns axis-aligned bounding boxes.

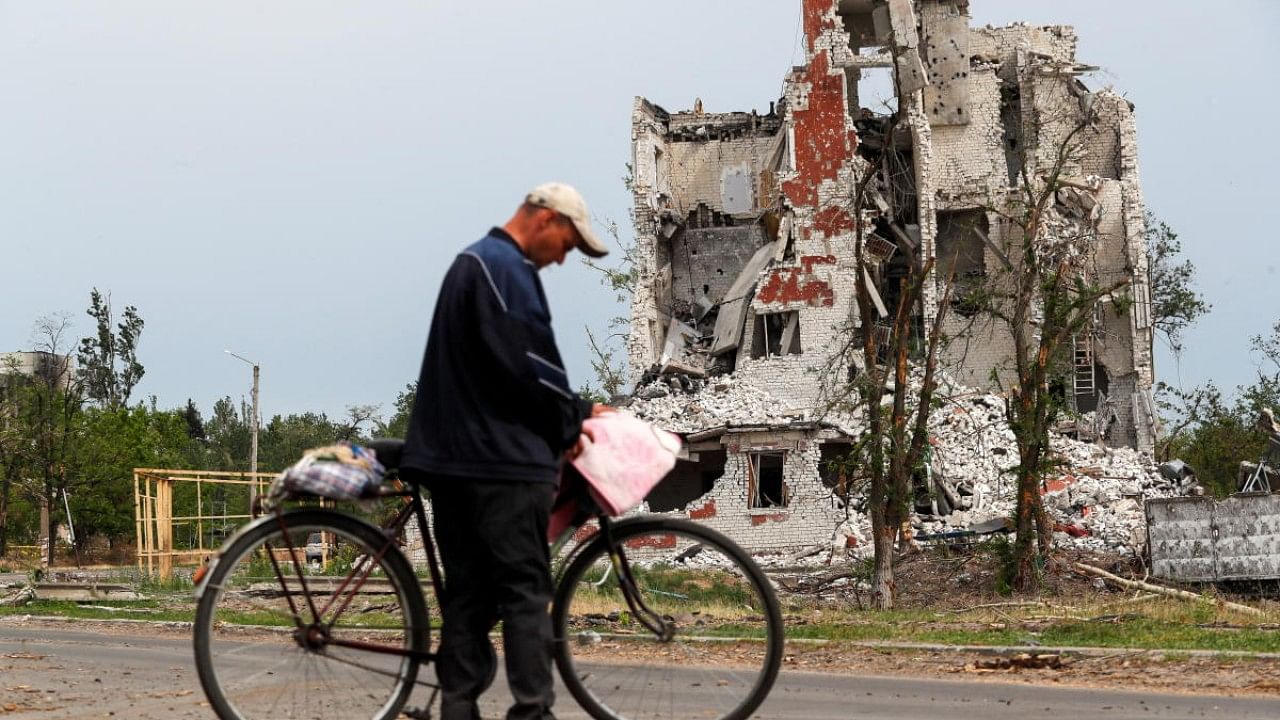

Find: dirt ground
[778,643,1280,697]
[761,545,1280,697]
[6,545,1279,703]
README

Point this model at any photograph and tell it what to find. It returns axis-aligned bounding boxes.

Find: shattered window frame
[747,451,789,509]
[751,310,802,359]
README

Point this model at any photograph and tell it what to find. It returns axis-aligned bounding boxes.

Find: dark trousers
[428,478,557,720]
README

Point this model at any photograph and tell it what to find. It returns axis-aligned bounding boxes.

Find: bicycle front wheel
[553,517,783,720]
[193,509,429,720]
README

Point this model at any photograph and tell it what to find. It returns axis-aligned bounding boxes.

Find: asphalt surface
[2,622,1279,719]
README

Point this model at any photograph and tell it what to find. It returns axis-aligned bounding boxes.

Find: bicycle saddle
[366,438,404,471]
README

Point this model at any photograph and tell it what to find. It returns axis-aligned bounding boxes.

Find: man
[401,182,610,720]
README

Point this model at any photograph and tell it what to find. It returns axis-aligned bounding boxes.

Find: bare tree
[971,89,1131,591]
[581,217,641,399]
[337,404,381,442]
[20,314,85,566]
[815,104,955,609]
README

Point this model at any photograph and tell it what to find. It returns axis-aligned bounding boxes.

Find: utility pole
[225,350,260,508]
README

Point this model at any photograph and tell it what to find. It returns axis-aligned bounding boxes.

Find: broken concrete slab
[34,583,140,601]
[711,241,778,356]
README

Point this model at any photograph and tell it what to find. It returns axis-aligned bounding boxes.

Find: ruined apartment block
[627,0,1156,551]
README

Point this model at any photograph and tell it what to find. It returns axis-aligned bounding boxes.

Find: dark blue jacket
[402,228,592,484]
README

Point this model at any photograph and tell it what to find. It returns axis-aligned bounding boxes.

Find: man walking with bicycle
[401,183,610,720]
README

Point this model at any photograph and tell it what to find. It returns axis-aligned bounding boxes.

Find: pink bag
[571,411,683,515]
[549,412,683,540]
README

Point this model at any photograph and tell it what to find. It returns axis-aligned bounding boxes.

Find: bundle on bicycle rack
[265,441,387,505]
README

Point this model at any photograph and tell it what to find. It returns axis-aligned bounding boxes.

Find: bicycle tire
[194,509,429,720]
[552,517,783,720]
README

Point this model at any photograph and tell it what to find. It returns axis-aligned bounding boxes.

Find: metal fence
[1145,494,1280,582]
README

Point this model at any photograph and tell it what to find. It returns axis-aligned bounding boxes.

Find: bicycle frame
[194,481,443,666]
[195,477,673,669]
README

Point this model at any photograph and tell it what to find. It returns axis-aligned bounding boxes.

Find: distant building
[1,351,76,390]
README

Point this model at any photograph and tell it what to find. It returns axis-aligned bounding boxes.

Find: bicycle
[192,438,784,720]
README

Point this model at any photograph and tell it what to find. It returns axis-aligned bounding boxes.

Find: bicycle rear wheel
[553,517,783,720]
[193,509,429,720]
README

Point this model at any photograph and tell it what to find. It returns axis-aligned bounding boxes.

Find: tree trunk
[0,467,10,557]
[870,510,897,610]
[1012,488,1040,590]
[40,492,51,567]
[1012,450,1044,592]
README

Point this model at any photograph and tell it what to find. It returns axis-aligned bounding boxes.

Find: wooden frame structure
[133,468,276,578]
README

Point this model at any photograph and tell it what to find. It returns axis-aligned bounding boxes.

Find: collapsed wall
[626,0,1159,556]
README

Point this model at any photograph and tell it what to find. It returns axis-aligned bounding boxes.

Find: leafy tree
[0,356,30,556]
[205,396,252,472]
[1160,320,1280,495]
[182,399,207,441]
[258,412,342,471]
[1146,214,1210,355]
[381,383,417,439]
[71,403,195,546]
[818,107,955,610]
[77,288,145,409]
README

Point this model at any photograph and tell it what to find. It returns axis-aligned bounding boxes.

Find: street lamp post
[225,350,260,508]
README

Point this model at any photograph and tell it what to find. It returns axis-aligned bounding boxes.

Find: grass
[0,599,195,623]
[6,562,1277,655]
[776,594,1280,653]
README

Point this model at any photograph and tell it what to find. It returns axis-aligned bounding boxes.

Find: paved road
[2,623,1278,719]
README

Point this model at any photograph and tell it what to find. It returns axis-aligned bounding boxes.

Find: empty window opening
[999,81,1022,186]
[818,442,856,502]
[936,210,989,317]
[751,311,802,358]
[1074,360,1110,414]
[647,449,726,513]
[846,67,898,117]
[748,452,788,509]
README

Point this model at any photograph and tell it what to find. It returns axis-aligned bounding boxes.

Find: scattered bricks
[1044,475,1077,493]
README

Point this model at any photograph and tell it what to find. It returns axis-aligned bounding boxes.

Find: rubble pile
[924,385,1184,555]
[626,374,821,434]
[628,372,1186,559]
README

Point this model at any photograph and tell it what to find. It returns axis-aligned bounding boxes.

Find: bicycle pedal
[403,706,432,719]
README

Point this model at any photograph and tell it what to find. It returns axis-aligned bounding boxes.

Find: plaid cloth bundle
[267,442,386,503]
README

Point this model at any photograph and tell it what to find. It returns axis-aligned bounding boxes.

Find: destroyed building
[625,0,1158,552]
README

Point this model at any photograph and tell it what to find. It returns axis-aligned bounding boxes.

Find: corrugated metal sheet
[1146,494,1280,582]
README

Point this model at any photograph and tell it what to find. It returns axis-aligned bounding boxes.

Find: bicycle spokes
[611,547,674,641]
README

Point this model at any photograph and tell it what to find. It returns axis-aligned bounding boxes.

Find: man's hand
[568,404,616,460]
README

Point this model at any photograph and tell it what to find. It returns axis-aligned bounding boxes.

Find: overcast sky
[3,1,1277,425]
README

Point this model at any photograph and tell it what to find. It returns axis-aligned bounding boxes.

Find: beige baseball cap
[525,182,609,258]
